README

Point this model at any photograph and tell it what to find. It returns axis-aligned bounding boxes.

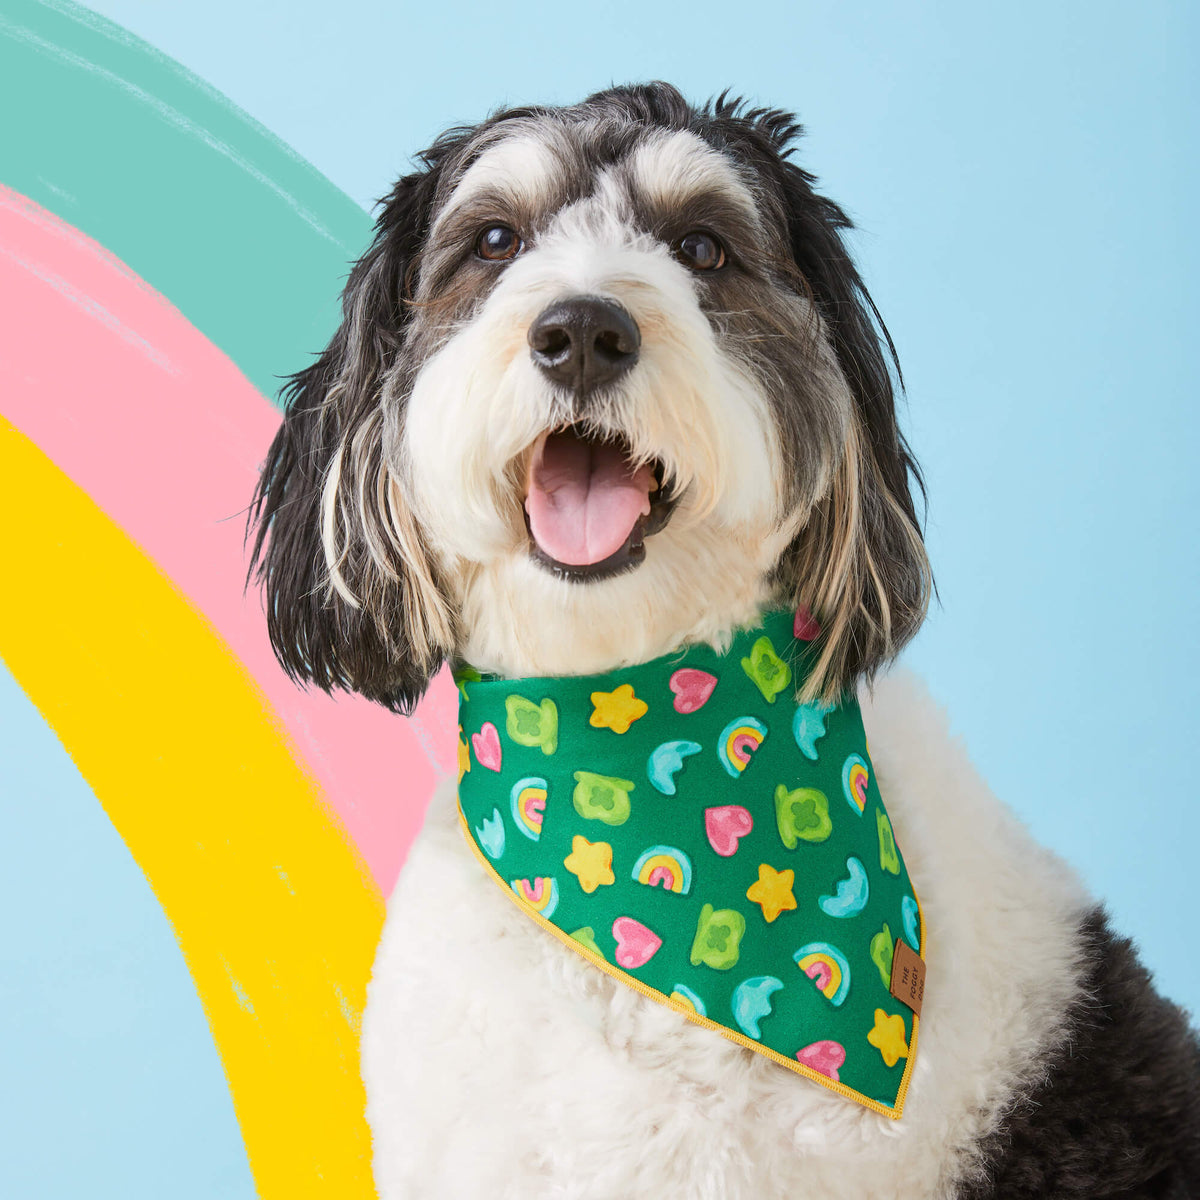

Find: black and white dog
[251,83,1200,1199]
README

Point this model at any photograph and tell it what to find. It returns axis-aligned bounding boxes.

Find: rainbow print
[717,715,768,778]
[631,845,693,894]
[669,984,707,1017]
[510,776,548,841]
[0,3,465,1190]
[511,876,560,918]
[794,942,851,1007]
[842,754,870,815]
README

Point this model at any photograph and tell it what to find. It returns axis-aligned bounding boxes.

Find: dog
[250,82,1200,1199]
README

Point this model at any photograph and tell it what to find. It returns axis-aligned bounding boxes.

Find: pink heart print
[795,1040,845,1081]
[705,805,753,856]
[669,668,718,714]
[793,605,821,641]
[611,917,662,969]
[470,722,502,772]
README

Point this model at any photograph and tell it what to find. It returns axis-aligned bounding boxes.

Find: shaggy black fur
[248,81,931,713]
[959,908,1200,1199]
[247,162,450,712]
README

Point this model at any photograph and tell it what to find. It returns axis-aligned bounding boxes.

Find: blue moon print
[792,702,832,761]
[902,895,921,950]
[731,976,784,1040]
[646,740,702,795]
[475,807,506,859]
[818,856,870,918]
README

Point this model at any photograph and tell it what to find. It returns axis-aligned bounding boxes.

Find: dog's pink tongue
[526,431,653,566]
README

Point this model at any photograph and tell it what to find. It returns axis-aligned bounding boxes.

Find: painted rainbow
[510,876,559,917]
[631,844,693,894]
[794,941,851,1006]
[509,776,548,841]
[717,715,768,778]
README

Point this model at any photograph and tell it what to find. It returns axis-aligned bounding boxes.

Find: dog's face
[401,112,850,677]
[251,84,930,712]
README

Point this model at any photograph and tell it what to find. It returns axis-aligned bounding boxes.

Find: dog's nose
[528,296,640,394]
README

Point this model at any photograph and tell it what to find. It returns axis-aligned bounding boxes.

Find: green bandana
[454,610,924,1118]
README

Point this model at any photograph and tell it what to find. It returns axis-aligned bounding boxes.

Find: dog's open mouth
[523,425,678,580]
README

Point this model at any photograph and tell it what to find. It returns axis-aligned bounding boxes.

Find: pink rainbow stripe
[521,880,545,903]
[0,186,458,893]
[805,961,833,990]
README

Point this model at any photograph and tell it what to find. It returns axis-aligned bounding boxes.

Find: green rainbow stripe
[0,0,373,403]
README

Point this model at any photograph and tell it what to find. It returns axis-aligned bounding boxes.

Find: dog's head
[250,82,931,713]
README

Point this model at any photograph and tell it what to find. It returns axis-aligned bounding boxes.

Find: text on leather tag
[889,938,925,1017]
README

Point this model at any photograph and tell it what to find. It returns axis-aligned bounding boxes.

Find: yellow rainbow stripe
[798,952,843,999]
[0,418,384,1197]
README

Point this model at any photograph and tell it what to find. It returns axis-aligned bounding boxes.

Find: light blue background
[0,661,254,1197]
[88,0,1198,984]
[6,0,1198,1190]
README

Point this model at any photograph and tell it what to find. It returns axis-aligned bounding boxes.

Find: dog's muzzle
[527,295,640,397]
[522,296,677,581]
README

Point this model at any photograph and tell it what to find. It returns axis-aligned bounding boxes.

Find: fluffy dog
[250,83,1200,1198]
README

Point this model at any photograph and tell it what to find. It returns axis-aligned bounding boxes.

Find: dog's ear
[769,151,933,702]
[248,164,456,714]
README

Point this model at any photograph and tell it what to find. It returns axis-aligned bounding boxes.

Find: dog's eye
[676,231,726,271]
[476,225,524,262]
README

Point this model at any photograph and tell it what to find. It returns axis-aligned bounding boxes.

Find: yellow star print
[457,729,471,783]
[745,863,797,922]
[564,835,615,893]
[589,683,648,734]
[867,1008,910,1067]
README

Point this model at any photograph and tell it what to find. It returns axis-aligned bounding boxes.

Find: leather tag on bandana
[889,939,925,1016]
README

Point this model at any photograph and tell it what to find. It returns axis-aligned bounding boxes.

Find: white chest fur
[362,671,1093,1200]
